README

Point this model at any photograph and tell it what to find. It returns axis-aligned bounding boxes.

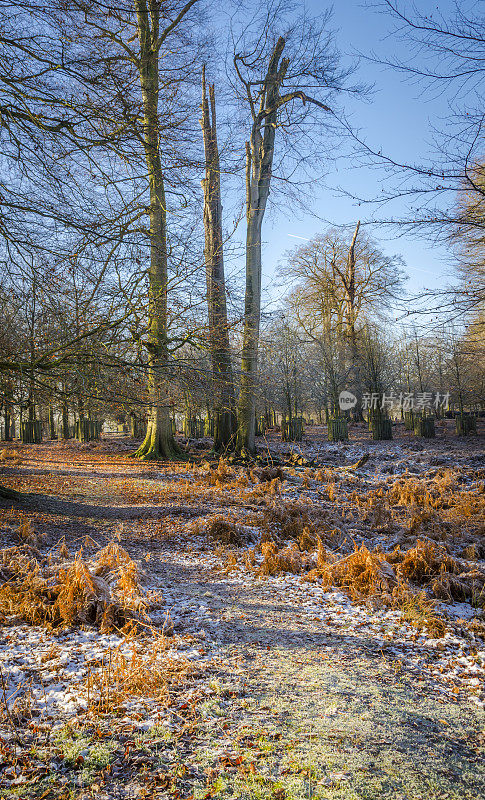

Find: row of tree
[1,217,482,443]
[0,0,358,456]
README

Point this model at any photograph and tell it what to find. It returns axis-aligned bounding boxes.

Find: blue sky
[233,0,468,313]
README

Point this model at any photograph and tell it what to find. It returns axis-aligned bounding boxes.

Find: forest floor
[0,421,484,800]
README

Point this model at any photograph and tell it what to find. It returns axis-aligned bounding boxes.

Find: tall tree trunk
[345,220,363,420]
[232,32,331,454]
[133,0,187,460]
[4,405,11,441]
[62,395,70,439]
[236,209,264,454]
[200,68,236,450]
[28,374,35,422]
[49,405,56,439]
[77,382,85,425]
[414,333,424,393]
[236,38,289,455]
[3,381,13,441]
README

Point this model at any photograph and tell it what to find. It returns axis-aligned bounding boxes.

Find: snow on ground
[169,546,485,709]
[2,540,483,726]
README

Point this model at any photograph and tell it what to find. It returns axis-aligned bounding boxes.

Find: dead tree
[234,34,333,455]
[200,67,236,450]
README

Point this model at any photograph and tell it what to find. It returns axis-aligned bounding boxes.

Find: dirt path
[152,552,484,800]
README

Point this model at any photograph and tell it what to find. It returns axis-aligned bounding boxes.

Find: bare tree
[451,162,485,330]
[283,223,405,413]
[200,67,236,450]
[232,7,352,454]
[344,1,484,326]
[128,0,199,459]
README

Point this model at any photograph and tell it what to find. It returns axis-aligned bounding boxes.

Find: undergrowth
[0,540,161,632]
[85,638,198,712]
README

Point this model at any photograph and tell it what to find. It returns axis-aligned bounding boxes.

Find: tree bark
[236,209,263,455]
[236,38,289,456]
[133,0,188,460]
[3,381,12,441]
[4,407,11,441]
[61,393,69,439]
[49,405,56,439]
[345,221,364,420]
[232,32,332,454]
[200,68,236,450]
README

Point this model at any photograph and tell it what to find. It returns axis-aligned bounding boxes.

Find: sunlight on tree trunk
[200,68,236,451]
[236,38,288,456]
[133,0,196,460]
